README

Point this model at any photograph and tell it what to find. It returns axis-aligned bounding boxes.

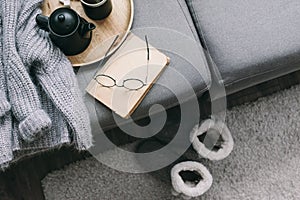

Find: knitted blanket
[0,0,93,170]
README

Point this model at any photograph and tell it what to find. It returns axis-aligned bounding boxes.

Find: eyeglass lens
[123,79,145,90]
[95,75,116,87]
[95,35,150,91]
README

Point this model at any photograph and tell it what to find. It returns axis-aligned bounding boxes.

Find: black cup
[81,0,113,20]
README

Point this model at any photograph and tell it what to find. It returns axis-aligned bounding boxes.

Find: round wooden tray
[42,0,134,67]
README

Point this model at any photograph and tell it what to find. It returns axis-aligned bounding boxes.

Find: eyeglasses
[94,35,150,91]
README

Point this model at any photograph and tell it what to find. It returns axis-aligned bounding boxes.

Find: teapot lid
[49,8,79,35]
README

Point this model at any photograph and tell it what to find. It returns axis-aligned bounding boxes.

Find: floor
[43,84,300,199]
[1,70,300,200]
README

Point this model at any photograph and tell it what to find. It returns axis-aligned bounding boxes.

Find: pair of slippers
[136,119,234,199]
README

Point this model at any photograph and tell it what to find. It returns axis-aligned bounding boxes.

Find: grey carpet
[42,84,300,200]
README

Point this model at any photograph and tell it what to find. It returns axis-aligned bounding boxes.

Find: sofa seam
[176,0,211,87]
[182,0,208,50]
[176,0,200,44]
[224,61,300,88]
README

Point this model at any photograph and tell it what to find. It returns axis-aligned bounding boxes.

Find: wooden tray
[42,0,134,67]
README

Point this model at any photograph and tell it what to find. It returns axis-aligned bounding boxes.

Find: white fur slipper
[171,161,213,199]
[190,119,234,161]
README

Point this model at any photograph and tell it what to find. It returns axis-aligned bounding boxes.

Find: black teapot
[36,7,96,56]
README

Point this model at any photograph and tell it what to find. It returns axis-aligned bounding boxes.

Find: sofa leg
[0,165,45,200]
[0,146,88,200]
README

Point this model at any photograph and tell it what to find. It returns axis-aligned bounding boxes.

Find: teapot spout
[87,23,96,31]
[36,14,50,32]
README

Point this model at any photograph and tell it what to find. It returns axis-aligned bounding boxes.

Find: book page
[86,33,170,118]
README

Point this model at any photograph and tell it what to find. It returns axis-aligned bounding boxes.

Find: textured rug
[42,84,300,200]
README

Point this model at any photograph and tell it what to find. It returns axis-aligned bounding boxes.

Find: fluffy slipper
[171,161,213,199]
[190,119,234,161]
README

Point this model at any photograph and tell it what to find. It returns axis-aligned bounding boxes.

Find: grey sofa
[187,0,300,94]
[2,1,300,198]
[79,0,210,133]
[78,0,300,139]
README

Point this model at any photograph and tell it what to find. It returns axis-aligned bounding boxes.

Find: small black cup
[81,0,113,20]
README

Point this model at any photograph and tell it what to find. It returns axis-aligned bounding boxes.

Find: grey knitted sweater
[0,0,93,169]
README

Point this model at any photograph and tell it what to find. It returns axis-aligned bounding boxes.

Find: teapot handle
[36,14,49,32]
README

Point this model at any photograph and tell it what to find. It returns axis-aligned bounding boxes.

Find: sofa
[78,0,300,137]
[1,0,300,198]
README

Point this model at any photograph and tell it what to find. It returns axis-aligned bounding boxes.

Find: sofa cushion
[187,0,300,94]
[77,0,211,131]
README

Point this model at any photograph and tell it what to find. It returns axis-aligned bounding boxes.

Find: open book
[86,33,170,118]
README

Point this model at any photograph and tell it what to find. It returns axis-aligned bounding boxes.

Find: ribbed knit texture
[0,10,13,170]
[16,0,93,150]
[18,110,52,142]
[0,91,10,117]
[0,15,10,117]
[0,0,93,170]
[1,0,52,142]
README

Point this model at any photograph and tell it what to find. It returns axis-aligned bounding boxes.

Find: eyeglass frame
[94,74,147,90]
[93,35,150,91]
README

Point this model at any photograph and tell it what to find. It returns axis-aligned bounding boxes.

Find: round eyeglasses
[94,35,150,91]
[94,74,147,91]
